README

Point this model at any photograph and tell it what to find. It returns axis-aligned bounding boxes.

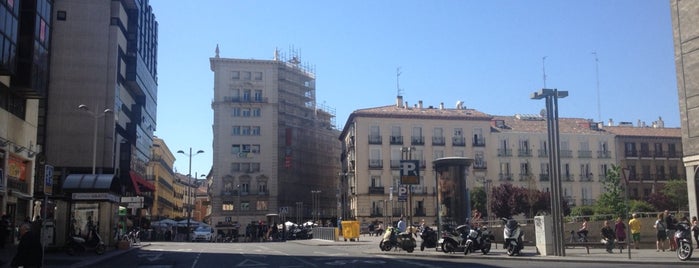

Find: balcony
[538,174,549,181]
[597,150,611,158]
[625,150,638,157]
[579,173,594,182]
[368,135,382,144]
[497,148,512,157]
[432,136,446,146]
[640,150,652,158]
[577,150,592,158]
[538,149,548,158]
[368,159,383,169]
[560,150,573,158]
[223,96,269,103]
[499,173,513,181]
[668,151,682,158]
[473,137,486,147]
[473,160,487,170]
[411,136,425,145]
[452,137,466,146]
[389,136,403,145]
[562,174,574,181]
[368,186,385,194]
[517,148,532,157]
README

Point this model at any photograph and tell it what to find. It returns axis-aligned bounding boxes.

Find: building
[0,0,52,229]
[604,119,684,199]
[671,0,699,219]
[148,137,179,220]
[209,48,340,231]
[43,0,158,246]
[339,96,683,225]
[339,97,493,225]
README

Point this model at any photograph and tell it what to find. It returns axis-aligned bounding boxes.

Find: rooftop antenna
[542,56,547,88]
[592,52,601,122]
[396,67,403,97]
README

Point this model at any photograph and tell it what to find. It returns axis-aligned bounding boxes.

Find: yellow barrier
[341,221,360,241]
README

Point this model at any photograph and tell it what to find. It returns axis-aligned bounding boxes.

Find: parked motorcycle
[379,226,416,253]
[419,225,438,251]
[502,218,524,256]
[439,224,469,253]
[463,225,493,255]
[675,221,693,261]
[65,226,106,255]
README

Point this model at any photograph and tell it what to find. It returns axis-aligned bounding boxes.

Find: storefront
[62,174,121,246]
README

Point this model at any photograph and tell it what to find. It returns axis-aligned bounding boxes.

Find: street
[75,240,699,268]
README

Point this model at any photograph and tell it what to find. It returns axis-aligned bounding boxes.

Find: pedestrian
[692,216,699,249]
[397,217,406,233]
[10,222,42,268]
[0,215,10,249]
[368,222,375,236]
[654,212,667,252]
[664,210,677,251]
[629,213,642,249]
[376,222,384,237]
[601,220,616,253]
[614,216,626,250]
[576,218,589,241]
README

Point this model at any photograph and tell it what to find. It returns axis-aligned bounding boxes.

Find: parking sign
[400,160,420,184]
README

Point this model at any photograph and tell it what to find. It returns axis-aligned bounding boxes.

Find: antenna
[592,52,601,122]
[542,56,547,88]
[396,67,403,97]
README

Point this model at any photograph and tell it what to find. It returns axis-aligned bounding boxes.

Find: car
[191,226,213,242]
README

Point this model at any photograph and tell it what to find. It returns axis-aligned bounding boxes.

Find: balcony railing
[597,150,611,158]
[579,173,594,182]
[518,148,532,157]
[369,186,385,194]
[640,150,652,158]
[473,137,486,147]
[539,174,549,181]
[368,135,382,144]
[223,96,268,103]
[452,137,466,146]
[389,136,403,145]
[411,136,425,145]
[497,148,512,157]
[625,150,638,157]
[562,174,574,181]
[499,173,513,181]
[538,149,548,158]
[473,160,487,170]
[432,136,445,146]
[369,159,383,169]
[560,150,573,158]
[577,150,592,158]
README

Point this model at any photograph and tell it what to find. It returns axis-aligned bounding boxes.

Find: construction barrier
[341,221,360,241]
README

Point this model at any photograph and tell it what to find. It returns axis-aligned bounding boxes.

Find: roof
[490,115,610,135]
[351,105,492,120]
[603,125,681,138]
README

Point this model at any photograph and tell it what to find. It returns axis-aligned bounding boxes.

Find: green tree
[628,199,656,213]
[470,186,487,217]
[662,179,689,211]
[595,165,626,217]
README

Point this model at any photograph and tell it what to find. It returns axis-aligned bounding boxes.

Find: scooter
[463,225,493,255]
[675,221,693,261]
[439,224,469,253]
[379,226,416,253]
[419,225,438,251]
[66,226,106,255]
[502,218,524,256]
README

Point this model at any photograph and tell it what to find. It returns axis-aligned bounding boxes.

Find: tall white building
[209,49,340,231]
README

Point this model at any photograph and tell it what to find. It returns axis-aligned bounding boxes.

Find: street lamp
[621,167,631,260]
[177,148,204,242]
[531,88,568,257]
[78,104,113,175]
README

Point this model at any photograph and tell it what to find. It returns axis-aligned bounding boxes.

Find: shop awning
[129,171,155,195]
[62,174,118,191]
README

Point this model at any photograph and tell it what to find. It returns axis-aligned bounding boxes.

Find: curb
[68,243,151,268]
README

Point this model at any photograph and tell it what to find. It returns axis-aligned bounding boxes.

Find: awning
[129,171,155,195]
[63,174,118,192]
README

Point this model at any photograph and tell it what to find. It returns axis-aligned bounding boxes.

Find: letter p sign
[400,160,420,185]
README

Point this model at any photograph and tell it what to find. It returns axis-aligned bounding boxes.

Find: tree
[470,186,487,217]
[646,192,672,211]
[661,179,689,211]
[628,199,656,213]
[490,183,518,218]
[595,165,626,217]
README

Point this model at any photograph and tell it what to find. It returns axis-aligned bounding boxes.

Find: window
[243,72,251,80]
[232,71,240,79]
[370,125,380,136]
[256,201,267,210]
[222,201,235,211]
[391,126,401,136]
[232,108,241,117]
[242,108,251,117]
[454,128,463,137]
[57,10,67,21]
[231,163,240,172]
[433,127,443,137]
[371,175,381,187]
[433,150,444,159]
[258,182,267,193]
[243,89,251,101]
[232,126,241,135]
[252,108,261,117]
[252,126,261,135]
[254,90,263,101]
[242,126,251,135]
[241,201,250,211]
[254,72,262,80]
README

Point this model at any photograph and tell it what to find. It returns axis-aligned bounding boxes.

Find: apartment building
[671,0,699,219]
[148,137,180,220]
[209,49,340,231]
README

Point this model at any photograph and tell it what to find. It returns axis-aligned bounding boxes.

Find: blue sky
[151,0,679,176]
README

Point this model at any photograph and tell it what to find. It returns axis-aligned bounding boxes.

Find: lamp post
[531,88,568,257]
[78,104,113,175]
[177,148,204,242]
[621,167,631,260]
[311,190,321,223]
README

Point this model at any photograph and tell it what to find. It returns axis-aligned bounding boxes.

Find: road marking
[137,252,164,262]
[236,259,267,267]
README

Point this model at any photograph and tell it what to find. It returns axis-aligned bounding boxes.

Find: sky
[150,0,679,176]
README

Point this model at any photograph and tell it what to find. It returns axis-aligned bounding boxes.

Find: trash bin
[341,221,360,241]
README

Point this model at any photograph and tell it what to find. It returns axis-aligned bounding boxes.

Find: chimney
[418,100,423,109]
[396,96,404,108]
[440,102,444,110]
[608,118,613,126]
[405,101,409,108]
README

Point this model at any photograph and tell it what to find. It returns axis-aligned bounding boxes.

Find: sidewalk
[290,234,698,265]
[0,242,149,268]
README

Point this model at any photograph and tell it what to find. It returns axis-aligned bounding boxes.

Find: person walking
[665,210,677,251]
[576,218,589,241]
[614,217,626,250]
[629,213,642,249]
[397,217,406,233]
[11,222,42,268]
[654,212,667,252]
[692,216,699,249]
[601,220,616,253]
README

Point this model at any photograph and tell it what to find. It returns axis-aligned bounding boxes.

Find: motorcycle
[379,226,416,253]
[439,224,469,253]
[463,225,493,255]
[675,221,693,261]
[419,225,438,251]
[502,218,524,256]
[65,226,106,255]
